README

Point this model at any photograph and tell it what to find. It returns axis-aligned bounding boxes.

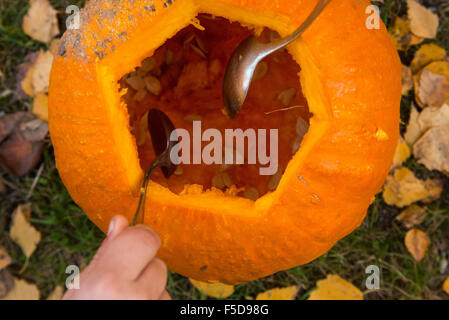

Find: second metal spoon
[223,0,331,119]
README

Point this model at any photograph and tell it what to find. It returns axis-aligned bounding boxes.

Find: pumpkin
[49,0,401,284]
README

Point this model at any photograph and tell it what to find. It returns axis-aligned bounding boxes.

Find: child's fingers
[135,257,168,299]
[95,225,162,280]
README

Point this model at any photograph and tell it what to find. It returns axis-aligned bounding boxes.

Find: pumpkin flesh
[120,15,310,196]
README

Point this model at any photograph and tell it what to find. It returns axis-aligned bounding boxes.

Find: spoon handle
[265,0,331,54]
[131,158,160,226]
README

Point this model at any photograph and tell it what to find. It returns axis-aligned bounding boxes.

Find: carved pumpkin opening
[118,14,310,198]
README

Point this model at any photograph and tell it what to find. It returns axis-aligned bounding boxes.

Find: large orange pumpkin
[49,0,401,284]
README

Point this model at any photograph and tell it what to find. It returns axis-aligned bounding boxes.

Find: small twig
[264,105,304,115]
[26,163,44,200]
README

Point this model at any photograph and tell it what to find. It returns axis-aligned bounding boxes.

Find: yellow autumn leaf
[22,0,59,44]
[1,278,40,300]
[391,137,411,170]
[407,0,439,39]
[256,286,298,300]
[395,204,427,228]
[443,277,449,295]
[404,104,421,146]
[0,247,11,271]
[382,167,442,208]
[404,228,430,262]
[190,279,234,299]
[389,17,423,51]
[31,50,54,95]
[411,44,447,74]
[9,204,41,260]
[308,275,363,300]
[414,61,449,108]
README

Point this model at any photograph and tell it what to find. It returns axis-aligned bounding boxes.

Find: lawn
[0,0,448,299]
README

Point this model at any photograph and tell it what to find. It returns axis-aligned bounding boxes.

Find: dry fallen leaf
[412,104,449,173]
[0,112,47,176]
[404,228,430,262]
[190,279,234,299]
[14,51,40,101]
[396,204,427,228]
[382,167,443,208]
[443,277,449,295]
[308,275,363,300]
[22,0,59,44]
[0,270,14,298]
[32,93,49,122]
[256,286,297,300]
[411,44,447,74]
[404,104,421,146]
[389,16,423,51]
[31,50,54,95]
[414,61,449,108]
[407,0,439,39]
[10,204,41,260]
[46,285,64,300]
[391,137,411,170]
[402,65,414,95]
[0,248,11,271]
[1,278,40,300]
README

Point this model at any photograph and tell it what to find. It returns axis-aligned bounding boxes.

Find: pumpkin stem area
[118,14,310,199]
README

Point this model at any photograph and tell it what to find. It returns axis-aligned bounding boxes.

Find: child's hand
[63,215,170,300]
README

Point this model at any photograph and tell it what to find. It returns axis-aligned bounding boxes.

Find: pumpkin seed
[222,172,233,188]
[267,168,283,191]
[195,36,208,53]
[253,61,268,80]
[140,57,156,72]
[296,117,309,137]
[190,43,207,59]
[184,114,203,122]
[277,88,296,107]
[126,75,145,90]
[144,75,162,96]
[242,187,260,201]
[133,87,148,102]
[292,135,302,154]
[174,166,184,176]
[212,173,225,189]
[183,33,195,45]
[136,112,149,146]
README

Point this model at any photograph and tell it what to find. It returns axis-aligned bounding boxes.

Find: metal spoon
[131,109,178,226]
[223,0,331,119]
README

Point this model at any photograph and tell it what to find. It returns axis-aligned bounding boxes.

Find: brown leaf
[402,65,413,95]
[411,44,447,74]
[382,167,443,207]
[0,247,11,271]
[396,204,427,228]
[256,286,297,300]
[405,228,430,262]
[0,269,14,298]
[10,204,41,259]
[1,278,40,300]
[407,0,439,39]
[412,104,449,173]
[190,279,234,299]
[308,275,363,300]
[22,0,59,44]
[414,61,449,108]
[0,112,46,176]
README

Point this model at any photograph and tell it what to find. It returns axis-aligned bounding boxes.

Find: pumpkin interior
[118,15,310,198]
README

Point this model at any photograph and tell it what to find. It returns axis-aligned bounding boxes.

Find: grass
[1,0,448,300]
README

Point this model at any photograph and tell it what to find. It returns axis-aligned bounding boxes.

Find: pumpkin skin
[49,0,401,284]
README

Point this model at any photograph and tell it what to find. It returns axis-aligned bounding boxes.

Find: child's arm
[63,215,170,300]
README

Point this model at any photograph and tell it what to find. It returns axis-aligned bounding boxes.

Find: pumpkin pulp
[119,15,310,197]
